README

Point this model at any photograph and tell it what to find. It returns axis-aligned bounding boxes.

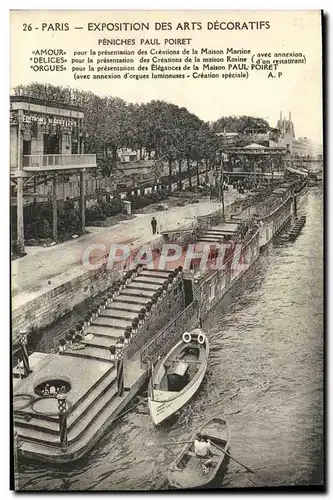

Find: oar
[147,440,193,447]
[112,402,141,423]
[213,442,256,475]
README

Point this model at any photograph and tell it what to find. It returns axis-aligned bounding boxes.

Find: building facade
[10,96,97,252]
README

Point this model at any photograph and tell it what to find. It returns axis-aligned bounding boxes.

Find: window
[44,133,61,155]
[71,140,78,155]
[23,140,31,156]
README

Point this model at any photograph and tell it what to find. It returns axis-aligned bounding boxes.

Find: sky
[10,10,323,144]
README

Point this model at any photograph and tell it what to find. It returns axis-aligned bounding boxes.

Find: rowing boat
[148,328,209,426]
[167,416,230,489]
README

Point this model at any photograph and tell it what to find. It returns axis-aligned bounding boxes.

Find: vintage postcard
[11,10,324,492]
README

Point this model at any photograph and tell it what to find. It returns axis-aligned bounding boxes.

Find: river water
[17,186,324,491]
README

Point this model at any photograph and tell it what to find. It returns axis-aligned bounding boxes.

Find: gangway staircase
[13,269,173,463]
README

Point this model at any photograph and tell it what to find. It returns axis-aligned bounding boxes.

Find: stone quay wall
[12,236,164,341]
[11,197,248,340]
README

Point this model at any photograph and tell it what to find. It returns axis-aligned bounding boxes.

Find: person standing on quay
[151,217,157,235]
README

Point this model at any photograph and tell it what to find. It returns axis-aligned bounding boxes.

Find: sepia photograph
[10,9,324,492]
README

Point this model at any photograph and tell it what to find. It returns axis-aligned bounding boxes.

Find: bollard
[146,302,152,318]
[92,306,98,320]
[18,330,30,377]
[58,338,66,352]
[84,315,90,329]
[138,313,145,327]
[57,394,68,449]
[86,310,92,326]
[109,344,116,363]
[107,291,114,305]
[151,297,157,310]
[72,323,83,342]
[66,332,73,346]
[131,319,138,335]
[124,329,131,345]
[115,338,124,396]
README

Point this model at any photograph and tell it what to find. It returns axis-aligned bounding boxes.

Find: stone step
[60,345,112,362]
[17,357,147,460]
[85,325,124,339]
[82,336,117,349]
[94,317,132,330]
[101,309,138,321]
[114,295,148,305]
[120,289,156,298]
[132,276,166,285]
[140,270,173,279]
[142,268,170,274]
[127,282,161,291]
[14,363,115,423]
[109,302,143,313]
[15,368,118,436]
[16,379,120,446]
[201,232,225,236]
[201,235,226,240]
[204,230,229,235]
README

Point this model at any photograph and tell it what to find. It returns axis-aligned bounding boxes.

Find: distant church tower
[276,111,295,139]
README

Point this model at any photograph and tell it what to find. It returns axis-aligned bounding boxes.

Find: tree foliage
[13,83,270,182]
[213,115,270,134]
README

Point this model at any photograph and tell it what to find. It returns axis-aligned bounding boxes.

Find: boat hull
[148,331,209,426]
[148,364,207,425]
[167,417,230,489]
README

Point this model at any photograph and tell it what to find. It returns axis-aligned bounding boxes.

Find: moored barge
[13,177,308,464]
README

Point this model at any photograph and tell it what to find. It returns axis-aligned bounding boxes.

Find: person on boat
[194,433,214,473]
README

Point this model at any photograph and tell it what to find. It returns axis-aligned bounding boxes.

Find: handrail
[10,95,84,112]
[22,154,97,168]
[140,301,196,365]
[261,195,292,222]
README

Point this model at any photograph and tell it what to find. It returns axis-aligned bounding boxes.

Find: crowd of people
[231,178,259,194]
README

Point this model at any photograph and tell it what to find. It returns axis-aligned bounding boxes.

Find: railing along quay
[140,301,197,367]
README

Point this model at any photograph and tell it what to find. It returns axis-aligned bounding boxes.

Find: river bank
[16,185,323,490]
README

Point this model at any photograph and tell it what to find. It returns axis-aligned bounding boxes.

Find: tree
[213,115,270,134]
